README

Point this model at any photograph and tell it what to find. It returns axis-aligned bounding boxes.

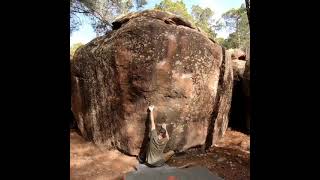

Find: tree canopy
[155,0,192,22]
[70,0,250,51]
[70,0,147,35]
[154,0,221,39]
[220,4,250,50]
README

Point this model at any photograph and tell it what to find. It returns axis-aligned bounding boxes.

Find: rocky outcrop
[232,60,246,81]
[229,56,250,134]
[71,10,233,155]
[227,49,246,60]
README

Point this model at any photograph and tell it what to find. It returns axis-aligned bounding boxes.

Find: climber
[137,105,179,167]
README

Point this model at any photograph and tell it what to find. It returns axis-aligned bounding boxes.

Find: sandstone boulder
[71,10,233,155]
[232,60,246,81]
[227,49,246,60]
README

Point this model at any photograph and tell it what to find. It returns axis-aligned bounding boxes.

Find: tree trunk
[236,18,241,48]
[245,0,250,27]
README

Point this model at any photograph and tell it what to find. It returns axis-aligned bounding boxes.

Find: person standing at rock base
[138,105,180,167]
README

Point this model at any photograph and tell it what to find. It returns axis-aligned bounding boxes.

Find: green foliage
[222,5,246,32]
[221,33,238,49]
[154,0,219,39]
[215,37,225,46]
[191,5,217,39]
[70,0,250,51]
[70,0,148,35]
[155,0,193,22]
[221,4,249,50]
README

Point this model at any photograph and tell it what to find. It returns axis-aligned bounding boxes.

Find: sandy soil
[70,128,250,180]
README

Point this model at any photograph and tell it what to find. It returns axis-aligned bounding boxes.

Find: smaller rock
[227,48,246,60]
[232,60,246,81]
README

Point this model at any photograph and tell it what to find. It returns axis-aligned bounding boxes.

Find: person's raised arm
[148,105,155,130]
[162,123,169,139]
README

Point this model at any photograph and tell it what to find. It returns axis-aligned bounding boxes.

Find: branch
[71,4,92,14]
[71,9,91,14]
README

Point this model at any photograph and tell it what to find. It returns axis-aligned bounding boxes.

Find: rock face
[71,10,233,155]
[243,59,250,96]
[227,49,246,60]
[232,60,246,81]
[229,57,250,134]
[242,59,250,132]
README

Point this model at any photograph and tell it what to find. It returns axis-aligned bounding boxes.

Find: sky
[70,0,244,47]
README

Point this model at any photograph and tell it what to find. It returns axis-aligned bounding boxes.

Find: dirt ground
[70,128,250,180]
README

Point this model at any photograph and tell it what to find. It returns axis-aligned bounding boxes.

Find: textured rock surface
[242,59,250,97]
[227,49,246,60]
[71,10,233,155]
[232,60,246,81]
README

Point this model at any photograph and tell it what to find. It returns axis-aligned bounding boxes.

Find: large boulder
[71,10,233,155]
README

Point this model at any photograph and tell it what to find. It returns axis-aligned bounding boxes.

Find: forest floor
[70,129,250,180]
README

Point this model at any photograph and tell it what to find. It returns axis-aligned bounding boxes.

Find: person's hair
[159,127,166,138]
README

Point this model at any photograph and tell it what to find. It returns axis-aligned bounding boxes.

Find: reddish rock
[71,10,233,155]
